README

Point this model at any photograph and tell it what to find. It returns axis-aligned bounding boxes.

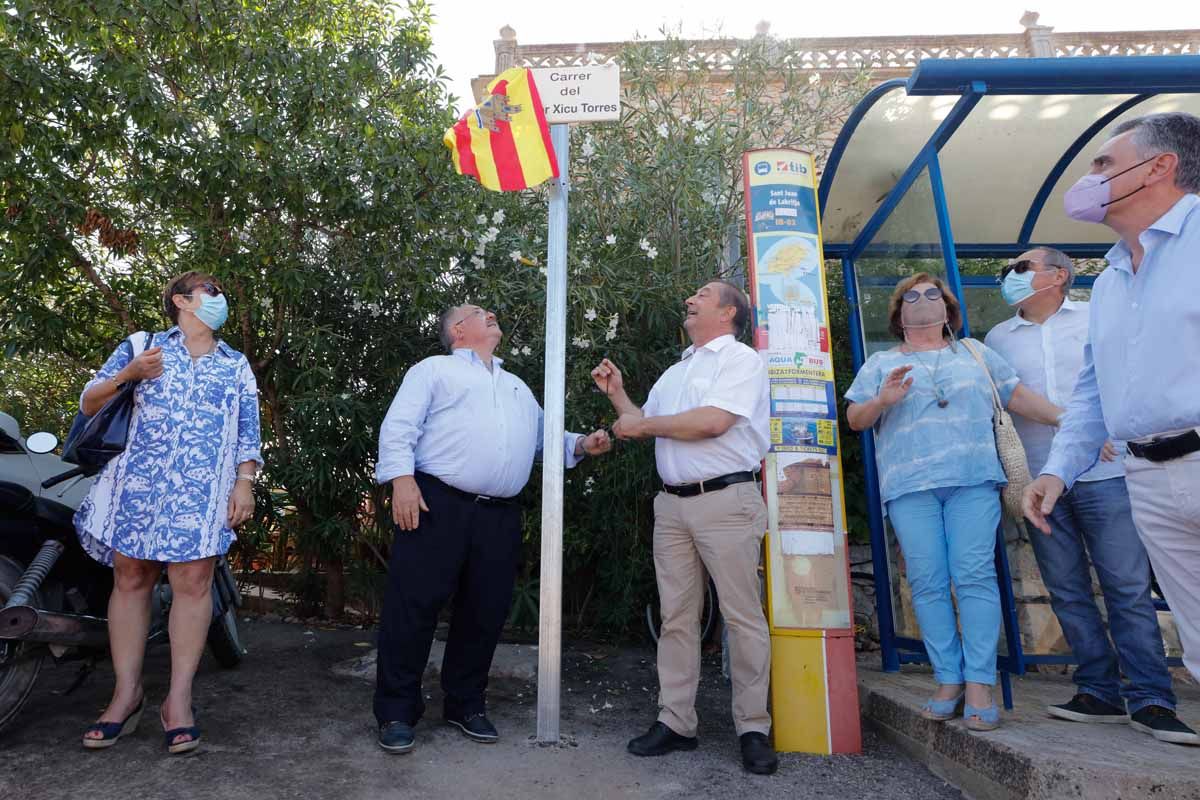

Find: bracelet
[236,474,256,483]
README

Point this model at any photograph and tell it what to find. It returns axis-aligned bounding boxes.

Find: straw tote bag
[961,339,1032,525]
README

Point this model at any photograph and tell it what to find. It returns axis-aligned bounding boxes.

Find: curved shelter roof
[818,56,1200,256]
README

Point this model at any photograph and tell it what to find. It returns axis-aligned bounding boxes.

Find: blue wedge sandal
[161,706,201,755]
[82,698,144,749]
[964,702,1001,731]
[920,690,965,722]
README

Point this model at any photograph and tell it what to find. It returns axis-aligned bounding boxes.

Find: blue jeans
[1031,476,1175,714]
[888,483,1001,686]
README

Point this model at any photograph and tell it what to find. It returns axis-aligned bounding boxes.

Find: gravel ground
[0,619,961,800]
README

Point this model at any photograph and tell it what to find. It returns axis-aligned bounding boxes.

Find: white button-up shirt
[375,349,583,497]
[642,334,770,486]
[1045,194,1200,487]
[984,299,1124,483]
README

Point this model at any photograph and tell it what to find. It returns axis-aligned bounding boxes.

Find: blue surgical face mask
[1001,269,1054,306]
[194,293,229,331]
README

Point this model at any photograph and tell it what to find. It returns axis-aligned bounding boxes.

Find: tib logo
[754,159,809,176]
[774,159,809,175]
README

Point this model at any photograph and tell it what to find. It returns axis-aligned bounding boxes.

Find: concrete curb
[859,678,1200,800]
[332,640,539,683]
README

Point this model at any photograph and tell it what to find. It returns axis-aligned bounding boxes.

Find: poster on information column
[743,149,852,632]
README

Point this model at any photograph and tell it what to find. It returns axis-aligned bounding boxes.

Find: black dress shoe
[740,732,778,775]
[445,712,499,743]
[626,721,698,757]
[378,721,415,754]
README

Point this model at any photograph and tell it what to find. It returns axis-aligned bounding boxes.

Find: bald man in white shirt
[592,280,776,775]
[373,303,611,754]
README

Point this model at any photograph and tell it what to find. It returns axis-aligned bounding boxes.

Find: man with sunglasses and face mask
[1025,112,1200,746]
[986,248,1190,743]
[373,303,611,754]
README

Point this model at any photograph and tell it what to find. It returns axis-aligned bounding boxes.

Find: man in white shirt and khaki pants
[592,279,776,775]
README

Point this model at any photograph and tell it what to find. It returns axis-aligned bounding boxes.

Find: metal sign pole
[536,123,570,743]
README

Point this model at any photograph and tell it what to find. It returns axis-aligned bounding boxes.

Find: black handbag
[62,332,153,470]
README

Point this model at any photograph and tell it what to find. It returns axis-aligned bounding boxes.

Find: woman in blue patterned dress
[845,273,1061,731]
[75,271,262,753]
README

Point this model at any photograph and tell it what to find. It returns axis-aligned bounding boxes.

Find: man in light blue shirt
[988,246,1178,734]
[1026,112,1200,746]
[373,302,610,753]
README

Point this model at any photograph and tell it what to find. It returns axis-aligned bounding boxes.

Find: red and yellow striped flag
[444,67,559,192]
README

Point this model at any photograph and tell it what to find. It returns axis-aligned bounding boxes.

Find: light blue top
[845,339,1019,504]
[375,349,584,497]
[1045,194,1200,487]
[74,328,263,566]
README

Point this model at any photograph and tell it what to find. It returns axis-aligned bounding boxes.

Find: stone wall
[849,522,1185,665]
[474,13,1200,104]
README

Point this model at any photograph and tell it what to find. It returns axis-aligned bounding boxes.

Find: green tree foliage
[0,6,868,630]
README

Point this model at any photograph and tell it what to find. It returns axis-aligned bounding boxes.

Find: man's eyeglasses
[180,282,223,298]
[901,286,943,303]
[1000,259,1055,281]
[453,308,486,326]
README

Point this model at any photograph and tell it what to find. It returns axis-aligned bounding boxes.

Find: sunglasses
[999,259,1049,282]
[181,282,223,298]
[901,286,943,303]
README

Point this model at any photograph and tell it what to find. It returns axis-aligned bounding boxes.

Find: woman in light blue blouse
[76,271,262,753]
[846,273,1060,731]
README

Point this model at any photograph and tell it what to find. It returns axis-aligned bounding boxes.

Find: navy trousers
[373,473,522,726]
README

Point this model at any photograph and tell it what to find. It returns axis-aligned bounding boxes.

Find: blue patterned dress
[74,328,263,565]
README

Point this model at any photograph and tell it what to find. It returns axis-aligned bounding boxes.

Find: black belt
[415,472,517,506]
[662,471,757,498]
[1127,430,1200,463]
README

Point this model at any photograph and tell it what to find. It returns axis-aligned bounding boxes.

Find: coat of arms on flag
[444,67,559,192]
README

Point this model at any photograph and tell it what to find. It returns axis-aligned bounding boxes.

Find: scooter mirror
[26,432,59,454]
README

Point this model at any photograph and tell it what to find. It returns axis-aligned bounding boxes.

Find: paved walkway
[858,655,1200,800]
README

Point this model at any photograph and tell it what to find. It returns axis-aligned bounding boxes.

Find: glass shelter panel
[849,166,949,645]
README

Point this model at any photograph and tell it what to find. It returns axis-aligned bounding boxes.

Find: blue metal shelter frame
[818,56,1200,708]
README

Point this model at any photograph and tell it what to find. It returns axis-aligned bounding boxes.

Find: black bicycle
[644,574,720,645]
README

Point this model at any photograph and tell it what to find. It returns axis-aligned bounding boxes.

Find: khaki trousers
[653,481,771,737]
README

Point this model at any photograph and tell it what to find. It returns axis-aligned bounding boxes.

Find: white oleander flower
[585,308,597,321]
[510,250,522,262]
[605,234,616,245]
[646,247,657,259]
[638,238,650,252]
[476,214,487,225]
[449,256,460,270]
[470,255,485,269]
[492,208,505,224]
[605,330,617,341]
[521,345,532,356]
[511,347,520,355]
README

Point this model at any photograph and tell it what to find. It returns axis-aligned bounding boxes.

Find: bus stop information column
[742,148,861,755]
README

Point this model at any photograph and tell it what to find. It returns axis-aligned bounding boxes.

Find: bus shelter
[817,56,1200,706]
